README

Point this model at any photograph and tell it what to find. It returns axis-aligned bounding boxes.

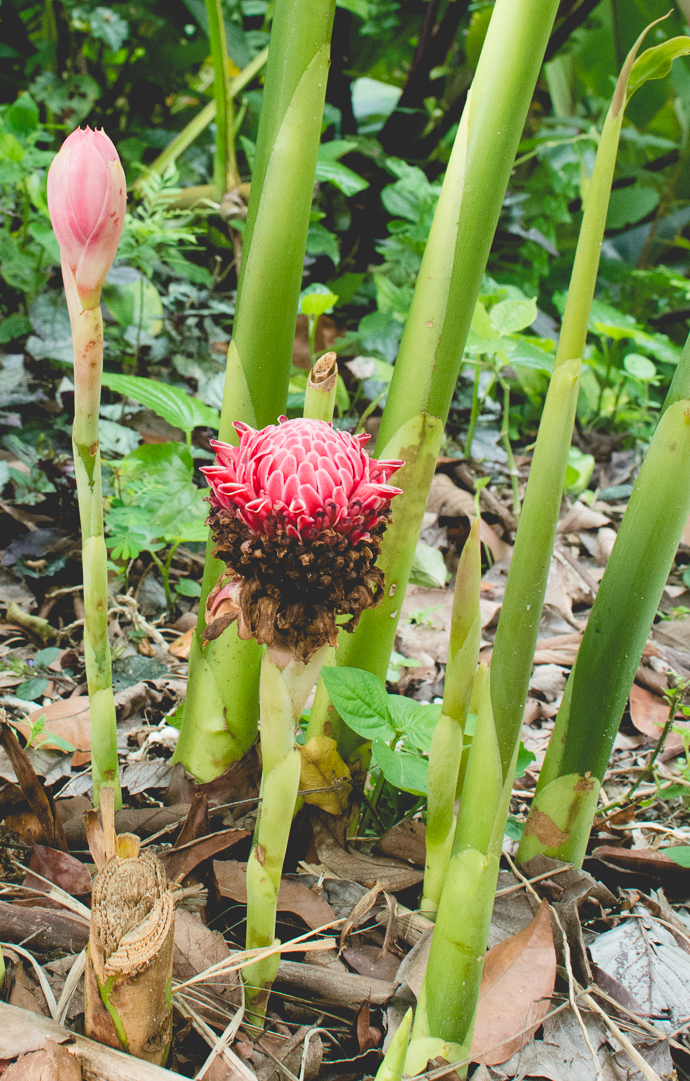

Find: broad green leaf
[102,274,164,336]
[624,353,656,381]
[490,297,537,337]
[100,373,219,435]
[606,184,659,230]
[306,223,340,265]
[16,678,48,701]
[387,697,441,753]
[301,290,339,318]
[409,541,447,588]
[314,158,369,196]
[663,846,690,867]
[515,742,537,779]
[320,667,394,741]
[628,38,690,101]
[372,738,429,795]
[121,442,207,541]
[33,647,61,668]
[175,578,202,597]
[564,446,594,495]
[471,301,498,340]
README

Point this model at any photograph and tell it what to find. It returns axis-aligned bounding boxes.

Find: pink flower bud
[47,126,126,310]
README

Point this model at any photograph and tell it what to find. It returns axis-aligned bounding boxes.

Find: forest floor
[0,420,689,1081]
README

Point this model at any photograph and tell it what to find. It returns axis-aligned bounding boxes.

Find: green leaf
[515,741,536,779]
[335,0,368,18]
[0,312,31,344]
[102,273,164,336]
[564,446,595,495]
[490,297,537,336]
[100,373,219,435]
[388,697,441,753]
[34,731,76,754]
[372,739,429,795]
[320,667,394,741]
[314,158,369,196]
[624,353,656,381]
[175,578,202,597]
[306,223,340,265]
[606,184,659,230]
[301,290,339,318]
[663,846,690,867]
[628,38,690,101]
[409,541,447,588]
[122,442,208,540]
[33,647,61,668]
[15,678,49,701]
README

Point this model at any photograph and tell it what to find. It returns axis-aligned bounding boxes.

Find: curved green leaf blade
[101,373,220,435]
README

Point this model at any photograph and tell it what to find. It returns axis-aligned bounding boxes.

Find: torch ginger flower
[47,126,126,310]
[202,417,403,660]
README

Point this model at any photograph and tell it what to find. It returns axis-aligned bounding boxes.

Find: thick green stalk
[421,517,481,918]
[489,38,634,780]
[243,645,328,1021]
[410,666,516,1054]
[205,0,238,195]
[173,0,336,782]
[304,352,338,421]
[309,0,560,760]
[518,395,690,867]
[376,1008,413,1081]
[66,278,120,808]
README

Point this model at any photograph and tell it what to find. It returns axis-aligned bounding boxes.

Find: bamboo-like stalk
[70,301,121,807]
[304,352,338,421]
[205,0,239,195]
[409,665,516,1059]
[488,23,638,780]
[172,0,336,782]
[421,517,481,918]
[517,390,690,867]
[307,0,561,763]
[243,645,329,1021]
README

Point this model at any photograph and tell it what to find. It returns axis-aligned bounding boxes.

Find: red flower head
[202,417,403,660]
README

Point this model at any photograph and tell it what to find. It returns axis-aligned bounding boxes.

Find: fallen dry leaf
[471,901,556,1066]
[592,845,690,885]
[169,627,194,659]
[628,683,689,753]
[343,944,401,983]
[214,861,336,930]
[15,696,92,752]
[313,817,424,890]
[0,723,66,851]
[375,819,426,867]
[557,502,611,533]
[533,632,581,667]
[2,1037,82,1080]
[25,843,92,896]
[298,736,351,815]
[161,827,249,884]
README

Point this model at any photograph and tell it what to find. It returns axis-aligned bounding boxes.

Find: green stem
[67,277,121,809]
[499,377,520,514]
[489,33,632,781]
[422,517,481,919]
[173,0,336,783]
[518,395,690,866]
[318,0,561,764]
[243,645,328,1022]
[465,362,481,458]
[205,0,238,195]
[303,352,337,421]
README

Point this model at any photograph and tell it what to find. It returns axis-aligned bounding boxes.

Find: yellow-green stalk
[307,0,561,766]
[48,128,126,809]
[421,516,481,918]
[173,0,337,782]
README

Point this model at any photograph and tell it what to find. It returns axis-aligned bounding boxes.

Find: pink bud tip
[47,126,126,309]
